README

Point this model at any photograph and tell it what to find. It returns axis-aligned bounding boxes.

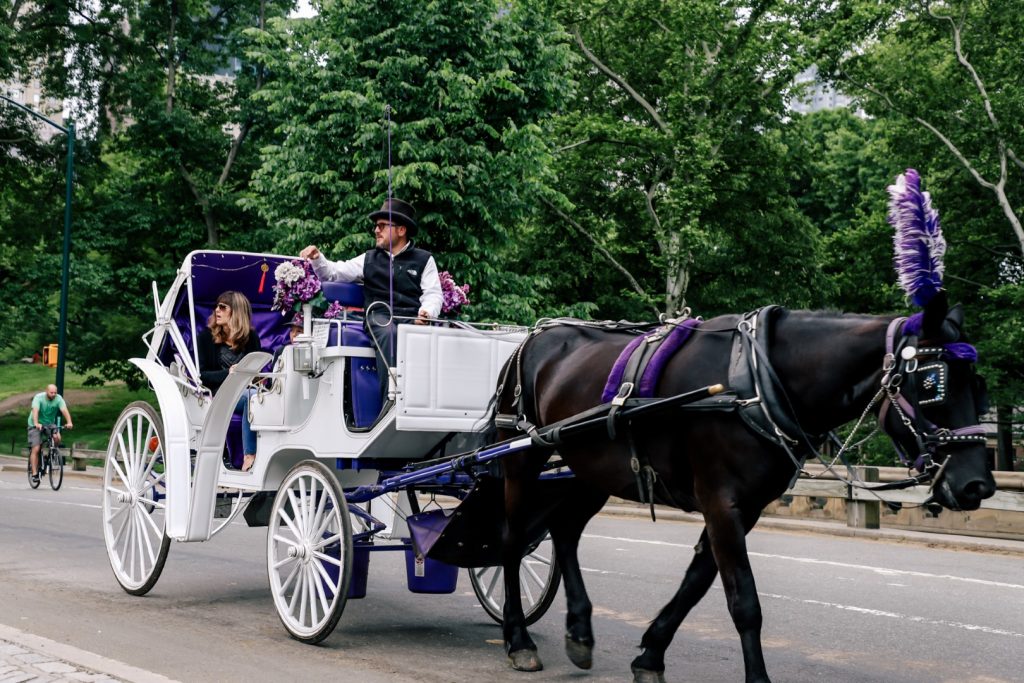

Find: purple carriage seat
[320,280,382,427]
[162,252,306,468]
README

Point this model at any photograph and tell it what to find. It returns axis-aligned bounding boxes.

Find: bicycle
[28,423,64,491]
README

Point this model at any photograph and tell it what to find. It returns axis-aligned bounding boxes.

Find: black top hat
[369,198,418,237]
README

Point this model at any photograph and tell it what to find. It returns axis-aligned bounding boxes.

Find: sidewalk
[0,625,176,683]
[0,454,105,480]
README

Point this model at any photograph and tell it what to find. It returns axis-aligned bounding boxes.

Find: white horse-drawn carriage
[101,250,563,642]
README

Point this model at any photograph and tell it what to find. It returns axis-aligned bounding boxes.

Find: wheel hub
[287,544,312,562]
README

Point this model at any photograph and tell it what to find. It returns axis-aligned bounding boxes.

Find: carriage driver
[300,198,442,410]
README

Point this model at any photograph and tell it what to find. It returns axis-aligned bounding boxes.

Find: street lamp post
[0,94,74,394]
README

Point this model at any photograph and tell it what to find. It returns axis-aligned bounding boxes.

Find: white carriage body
[136,250,525,542]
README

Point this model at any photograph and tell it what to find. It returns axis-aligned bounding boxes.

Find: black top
[362,244,432,319]
[197,327,262,395]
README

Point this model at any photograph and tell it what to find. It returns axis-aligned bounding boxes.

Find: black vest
[363,243,432,319]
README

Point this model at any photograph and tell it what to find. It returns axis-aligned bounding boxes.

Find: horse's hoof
[565,636,593,670]
[631,666,667,683]
[508,649,544,672]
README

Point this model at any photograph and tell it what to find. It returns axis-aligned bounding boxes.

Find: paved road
[1,464,1023,682]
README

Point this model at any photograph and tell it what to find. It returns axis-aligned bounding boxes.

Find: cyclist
[27,384,74,485]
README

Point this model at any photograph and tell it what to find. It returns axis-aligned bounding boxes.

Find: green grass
[0,364,155,454]
[0,362,96,402]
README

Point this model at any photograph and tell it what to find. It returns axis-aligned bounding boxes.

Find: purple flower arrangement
[272,258,342,319]
[440,271,470,316]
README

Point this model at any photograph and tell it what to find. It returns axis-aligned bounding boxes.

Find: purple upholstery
[225,414,245,469]
[325,322,382,428]
[322,281,366,309]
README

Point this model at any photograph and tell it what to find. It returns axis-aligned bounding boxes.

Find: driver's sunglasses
[216,302,231,311]
[373,221,396,233]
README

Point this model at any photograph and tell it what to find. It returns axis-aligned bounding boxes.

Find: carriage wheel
[102,401,171,596]
[267,460,353,644]
[469,533,561,626]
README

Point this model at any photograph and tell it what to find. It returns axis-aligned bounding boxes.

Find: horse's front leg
[630,527,719,683]
[502,468,544,671]
[547,483,608,670]
[705,505,770,683]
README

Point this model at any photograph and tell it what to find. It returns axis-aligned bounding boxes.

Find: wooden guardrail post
[847,466,880,529]
[70,442,89,471]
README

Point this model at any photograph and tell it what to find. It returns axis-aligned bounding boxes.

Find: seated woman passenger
[198,290,262,472]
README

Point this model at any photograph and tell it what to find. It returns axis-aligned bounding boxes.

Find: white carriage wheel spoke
[138,504,163,539]
[272,533,300,549]
[134,509,151,573]
[286,489,306,537]
[279,559,302,593]
[275,506,303,544]
[116,432,137,487]
[144,499,166,511]
[520,572,536,605]
[311,505,334,542]
[105,484,129,498]
[126,513,137,580]
[133,415,145,481]
[112,505,132,549]
[312,532,341,552]
[126,416,141,484]
[288,563,304,616]
[109,453,130,489]
[138,426,159,484]
[297,478,310,535]
[139,471,166,496]
[523,560,546,589]
[312,556,339,596]
[297,565,310,624]
[135,512,147,580]
[311,478,328,533]
[483,566,502,598]
[105,502,129,524]
[307,565,320,626]
[529,551,552,567]
[311,550,343,568]
[273,554,298,570]
[311,563,331,616]
[136,508,156,569]
[306,478,319,536]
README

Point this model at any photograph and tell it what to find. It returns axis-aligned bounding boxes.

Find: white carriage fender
[186,351,271,542]
[129,357,194,541]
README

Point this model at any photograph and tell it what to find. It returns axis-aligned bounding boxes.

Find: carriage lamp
[292,342,314,373]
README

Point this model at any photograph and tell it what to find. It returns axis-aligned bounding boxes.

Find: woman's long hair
[207,290,253,351]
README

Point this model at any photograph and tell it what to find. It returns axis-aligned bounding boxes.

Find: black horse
[492,293,994,683]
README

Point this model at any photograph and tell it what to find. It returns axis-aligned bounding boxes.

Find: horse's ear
[921,290,949,340]
[942,303,965,342]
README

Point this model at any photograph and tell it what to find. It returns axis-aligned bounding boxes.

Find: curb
[0,623,179,683]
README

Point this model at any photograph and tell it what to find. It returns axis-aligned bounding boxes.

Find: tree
[526,0,835,318]
[246,0,576,323]
[823,0,1024,457]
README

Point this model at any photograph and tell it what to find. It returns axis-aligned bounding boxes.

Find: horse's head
[879,293,995,511]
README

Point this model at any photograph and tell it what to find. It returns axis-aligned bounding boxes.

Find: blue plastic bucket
[322,541,371,599]
[403,546,459,594]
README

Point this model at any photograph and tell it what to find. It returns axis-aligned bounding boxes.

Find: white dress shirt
[310,242,443,318]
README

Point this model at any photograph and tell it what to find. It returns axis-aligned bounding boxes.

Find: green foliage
[246,0,574,323]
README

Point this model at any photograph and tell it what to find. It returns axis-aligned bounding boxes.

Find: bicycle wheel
[48,447,64,490]
[27,453,40,489]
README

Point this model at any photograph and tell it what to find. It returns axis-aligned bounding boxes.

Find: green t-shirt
[27,392,66,428]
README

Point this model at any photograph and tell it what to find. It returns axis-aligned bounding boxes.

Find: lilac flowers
[440,271,470,316]
[272,259,322,311]
[272,258,342,318]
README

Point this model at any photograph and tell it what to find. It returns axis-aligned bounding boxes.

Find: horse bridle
[877,317,987,482]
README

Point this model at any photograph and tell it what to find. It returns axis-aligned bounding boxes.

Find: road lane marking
[583,534,1024,591]
[1,495,101,510]
[762,592,1024,639]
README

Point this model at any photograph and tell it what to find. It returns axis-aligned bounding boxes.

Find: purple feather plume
[888,169,946,307]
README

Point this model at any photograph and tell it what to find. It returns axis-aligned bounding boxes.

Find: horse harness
[493,308,985,518]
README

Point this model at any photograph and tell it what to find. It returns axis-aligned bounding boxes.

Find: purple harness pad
[601,319,702,402]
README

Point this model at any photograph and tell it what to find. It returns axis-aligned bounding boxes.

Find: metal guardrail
[789,465,1024,529]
